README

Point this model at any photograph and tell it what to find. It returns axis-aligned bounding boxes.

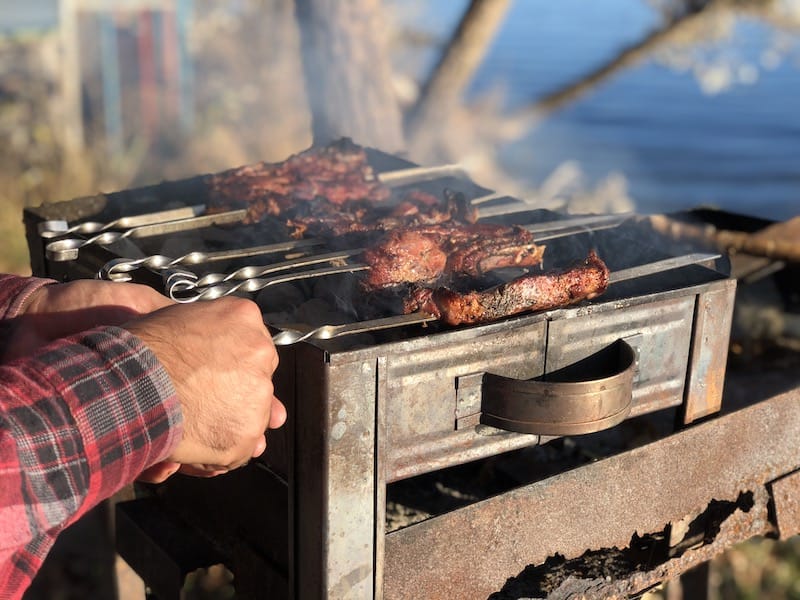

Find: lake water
[405,0,800,221]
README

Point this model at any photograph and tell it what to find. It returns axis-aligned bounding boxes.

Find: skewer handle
[46,210,247,261]
[38,204,206,238]
[167,263,369,303]
[98,239,324,281]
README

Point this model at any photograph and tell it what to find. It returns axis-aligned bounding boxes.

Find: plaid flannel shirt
[0,274,183,600]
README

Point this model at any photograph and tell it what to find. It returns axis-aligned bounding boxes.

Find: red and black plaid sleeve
[0,276,183,600]
[0,275,54,320]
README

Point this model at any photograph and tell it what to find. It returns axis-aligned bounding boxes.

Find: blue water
[403,0,800,220]
[0,0,56,33]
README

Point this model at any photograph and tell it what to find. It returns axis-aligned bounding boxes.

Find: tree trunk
[295,0,405,152]
[406,0,512,145]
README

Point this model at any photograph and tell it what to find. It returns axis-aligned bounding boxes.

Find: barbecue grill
[23,145,742,599]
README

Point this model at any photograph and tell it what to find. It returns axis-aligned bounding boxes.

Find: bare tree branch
[510,1,714,121]
[406,0,512,146]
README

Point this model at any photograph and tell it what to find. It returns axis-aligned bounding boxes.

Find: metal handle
[480,339,635,436]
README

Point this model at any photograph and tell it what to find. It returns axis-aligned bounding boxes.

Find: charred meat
[207,138,391,224]
[288,188,478,239]
[404,250,609,325]
[206,139,478,235]
[362,222,545,289]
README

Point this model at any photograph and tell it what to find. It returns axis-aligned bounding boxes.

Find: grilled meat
[362,223,545,289]
[207,138,390,224]
[404,250,609,325]
[206,139,479,236]
[288,188,478,239]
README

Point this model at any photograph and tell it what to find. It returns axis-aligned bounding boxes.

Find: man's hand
[5,280,173,361]
[124,297,286,475]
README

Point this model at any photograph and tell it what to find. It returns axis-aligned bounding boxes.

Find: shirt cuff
[0,275,56,320]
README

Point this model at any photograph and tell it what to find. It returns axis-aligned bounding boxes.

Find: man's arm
[0,275,285,599]
[0,325,182,597]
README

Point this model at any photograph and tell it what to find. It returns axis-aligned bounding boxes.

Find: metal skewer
[45,209,248,261]
[101,212,630,283]
[269,252,721,345]
[180,248,363,288]
[99,238,325,282]
[169,263,370,303]
[45,164,464,262]
[377,164,464,185]
[161,214,633,300]
[269,312,439,346]
[38,204,207,239]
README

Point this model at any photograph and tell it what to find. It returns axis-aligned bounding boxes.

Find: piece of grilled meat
[362,223,545,289]
[206,138,391,224]
[404,250,609,325]
[206,139,479,236]
[288,188,477,239]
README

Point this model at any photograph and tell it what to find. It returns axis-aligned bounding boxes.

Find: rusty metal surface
[770,468,800,541]
[481,339,635,435]
[382,388,800,600]
[526,487,773,599]
[546,294,695,418]
[383,319,547,480]
[683,280,737,423]
[294,344,379,599]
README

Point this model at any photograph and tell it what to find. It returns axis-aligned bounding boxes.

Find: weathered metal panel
[384,320,546,479]
[547,295,695,416]
[296,351,378,600]
[683,280,737,423]
[770,469,800,541]
[382,389,800,600]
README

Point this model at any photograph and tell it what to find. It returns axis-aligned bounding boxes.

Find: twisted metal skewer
[188,249,362,287]
[169,263,370,303]
[46,231,141,262]
[38,205,206,239]
[45,210,248,261]
[99,239,324,282]
[270,311,438,345]
[268,252,721,345]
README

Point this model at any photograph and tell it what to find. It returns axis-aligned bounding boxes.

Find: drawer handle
[480,339,636,435]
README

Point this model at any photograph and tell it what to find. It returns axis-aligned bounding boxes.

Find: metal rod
[38,204,207,238]
[525,213,632,234]
[98,238,325,282]
[271,311,438,346]
[609,253,720,284]
[469,191,507,205]
[377,163,465,185]
[169,263,370,303]
[187,248,363,287]
[45,209,247,261]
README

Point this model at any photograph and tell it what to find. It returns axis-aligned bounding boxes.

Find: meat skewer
[207,138,468,228]
[164,222,547,302]
[269,252,720,345]
[404,250,608,325]
[98,213,627,282]
[361,222,544,289]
